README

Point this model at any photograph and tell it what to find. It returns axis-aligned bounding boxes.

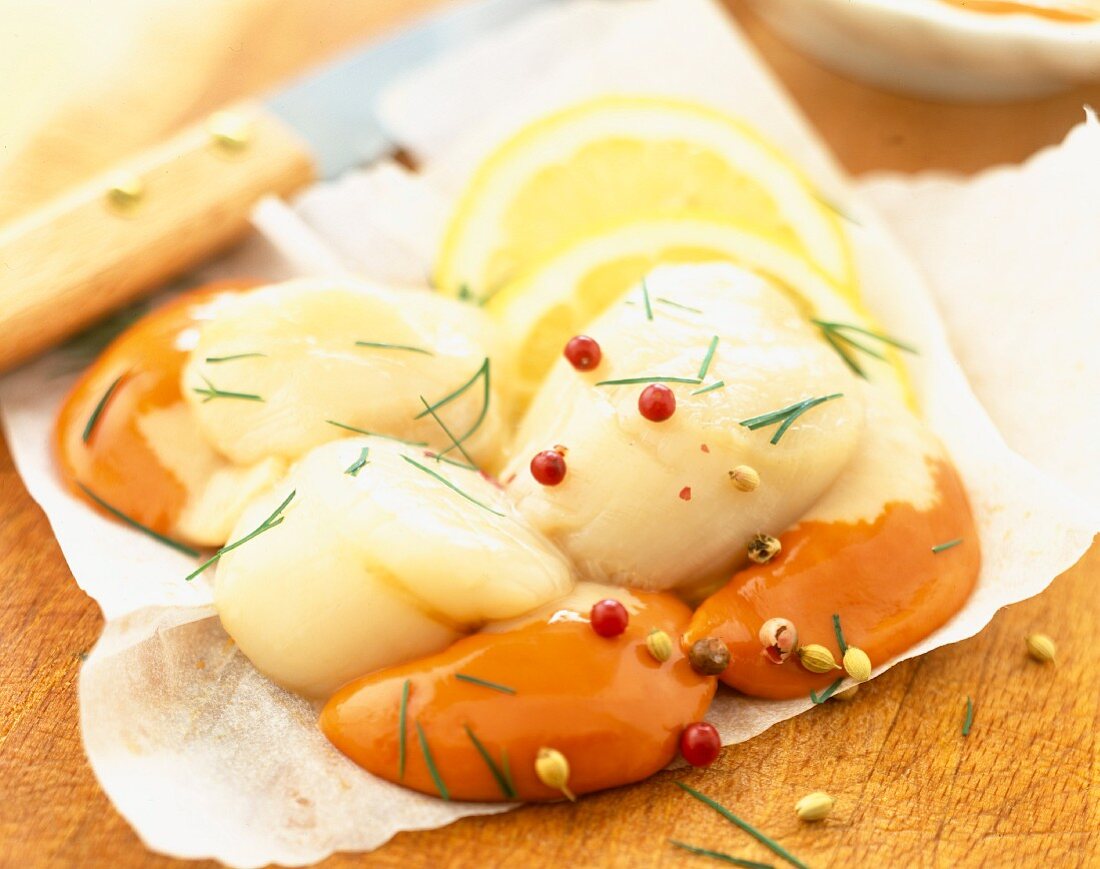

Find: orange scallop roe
[686,459,980,700]
[54,281,255,538]
[321,591,716,802]
[938,0,1099,22]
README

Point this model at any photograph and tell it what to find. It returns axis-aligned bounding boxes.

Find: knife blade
[267,0,551,178]
[0,0,548,373]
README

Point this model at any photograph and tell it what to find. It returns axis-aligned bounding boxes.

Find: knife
[0,0,548,373]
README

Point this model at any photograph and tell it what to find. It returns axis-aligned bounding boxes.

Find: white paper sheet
[1,1,1096,865]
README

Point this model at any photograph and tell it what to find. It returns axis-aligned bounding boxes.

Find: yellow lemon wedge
[435,95,854,300]
[485,216,910,413]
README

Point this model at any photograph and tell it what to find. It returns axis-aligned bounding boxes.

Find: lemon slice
[486,217,909,412]
[436,95,853,298]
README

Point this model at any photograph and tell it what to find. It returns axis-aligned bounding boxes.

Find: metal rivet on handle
[207,111,254,153]
[105,172,145,214]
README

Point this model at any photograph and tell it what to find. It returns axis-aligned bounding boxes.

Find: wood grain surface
[1,2,1098,867]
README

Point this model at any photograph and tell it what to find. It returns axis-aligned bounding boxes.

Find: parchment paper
[0,1,1096,865]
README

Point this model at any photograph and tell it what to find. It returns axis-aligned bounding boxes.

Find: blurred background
[3,0,1100,231]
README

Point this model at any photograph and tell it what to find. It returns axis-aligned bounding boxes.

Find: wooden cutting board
[1,3,1097,866]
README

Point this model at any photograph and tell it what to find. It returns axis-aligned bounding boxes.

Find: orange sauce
[938,0,1100,22]
[321,591,715,802]
[54,281,254,537]
[686,459,980,700]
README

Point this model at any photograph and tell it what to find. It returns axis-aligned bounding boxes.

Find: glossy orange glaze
[54,281,255,536]
[321,591,716,802]
[939,0,1099,21]
[686,459,980,700]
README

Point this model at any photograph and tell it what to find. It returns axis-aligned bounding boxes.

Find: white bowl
[745,0,1100,101]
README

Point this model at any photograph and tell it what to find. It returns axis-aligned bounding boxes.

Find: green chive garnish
[455,673,516,695]
[192,375,263,404]
[962,695,974,737]
[344,447,370,477]
[414,358,491,460]
[697,336,719,380]
[419,396,477,470]
[401,455,504,517]
[463,725,517,799]
[354,341,434,356]
[596,376,703,387]
[813,320,916,380]
[77,483,198,557]
[810,678,845,705]
[324,419,428,447]
[814,192,862,227]
[832,613,848,655]
[416,719,450,800]
[669,840,774,869]
[932,538,963,554]
[398,679,410,779]
[81,374,126,444]
[424,451,480,470]
[457,283,493,306]
[739,393,844,445]
[657,297,703,314]
[642,279,654,321]
[675,783,808,869]
[500,748,514,798]
[186,490,295,581]
[204,352,267,364]
[692,381,726,396]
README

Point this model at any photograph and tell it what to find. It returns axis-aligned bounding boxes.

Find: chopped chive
[423,450,479,470]
[815,321,917,354]
[415,358,488,419]
[814,192,862,227]
[457,282,495,306]
[821,330,866,378]
[642,279,654,321]
[962,695,974,736]
[416,719,450,800]
[419,396,477,470]
[657,297,703,314]
[192,375,263,404]
[829,331,888,362]
[596,376,703,386]
[77,483,199,557]
[186,490,295,581]
[739,393,844,445]
[464,725,517,799]
[354,340,434,356]
[697,336,720,381]
[324,419,428,447]
[669,840,775,869]
[344,447,370,477]
[398,679,410,779]
[455,673,517,695]
[82,374,126,444]
[813,320,916,380]
[932,538,963,554]
[414,359,491,460]
[204,352,267,364]
[692,380,726,396]
[675,783,808,869]
[832,613,848,655]
[810,678,845,705]
[401,455,505,517]
[499,747,515,798]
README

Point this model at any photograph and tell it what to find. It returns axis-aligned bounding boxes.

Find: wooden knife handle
[0,101,315,373]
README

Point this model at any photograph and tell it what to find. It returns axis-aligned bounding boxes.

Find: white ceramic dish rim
[847,0,1100,41]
